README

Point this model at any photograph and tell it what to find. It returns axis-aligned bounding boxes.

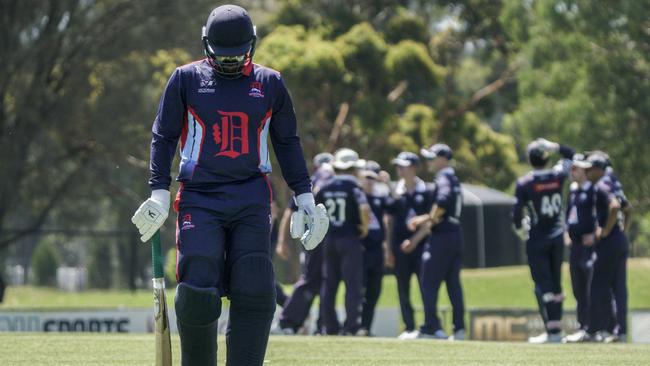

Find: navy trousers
[419,230,465,334]
[393,243,422,332]
[589,230,628,335]
[278,244,324,331]
[321,235,364,335]
[175,176,275,364]
[176,177,273,296]
[361,240,384,332]
[526,234,564,332]
[569,240,594,330]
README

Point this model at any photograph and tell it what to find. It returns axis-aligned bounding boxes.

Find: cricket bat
[152,230,172,366]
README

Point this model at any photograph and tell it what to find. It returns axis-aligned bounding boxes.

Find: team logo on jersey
[374,198,381,207]
[415,194,424,203]
[181,214,195,230]
[212,111,250,158]
[198,79,215,93]
[248,82,264,98]
[533,180,561,192]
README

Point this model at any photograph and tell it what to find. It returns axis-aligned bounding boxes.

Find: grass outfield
[3,258,649,310]
[1,334,649,366]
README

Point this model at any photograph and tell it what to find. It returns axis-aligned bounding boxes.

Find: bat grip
[151,230,165,279]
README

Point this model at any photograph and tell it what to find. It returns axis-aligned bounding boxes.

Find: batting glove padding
[131,189,170,242]
[291,193,329,250]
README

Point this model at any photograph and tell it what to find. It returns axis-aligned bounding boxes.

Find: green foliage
[31,241,60,287]
[384,8,429,44]
[385,40,445,92]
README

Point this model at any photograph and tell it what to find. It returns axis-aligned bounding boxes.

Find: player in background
[274,152,334,334]
[584,153,629,343]
[317,148,370,335]
[384,152,435,339]
[512,138,575,343]
[604,157,632,342]
[130,5,328,365]
[401,144,466,340]
[563,154,597,343]
[357,160,390,336]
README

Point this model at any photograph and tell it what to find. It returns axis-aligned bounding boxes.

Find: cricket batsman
[130,5,328,365]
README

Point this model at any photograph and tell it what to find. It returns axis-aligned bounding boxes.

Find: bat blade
[154,278,172,366]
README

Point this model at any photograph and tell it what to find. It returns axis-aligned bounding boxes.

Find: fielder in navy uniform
[316,149,370,335]
[274,152,334,334]
[358,160,389,336]
[384,152,435,339]
[401,144,465,340]
[130,5,328,365]
[584,153,629,342]
[512,138,574,343]
[563,154,597,343]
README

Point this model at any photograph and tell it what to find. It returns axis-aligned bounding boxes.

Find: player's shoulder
[252,64,283,82]
[176,59,211,75]
[517,172,534,186]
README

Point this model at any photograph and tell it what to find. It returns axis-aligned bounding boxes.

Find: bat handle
[151,230,165,279]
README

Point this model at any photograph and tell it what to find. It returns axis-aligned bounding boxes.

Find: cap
[204,5,256,56]
[421,143,453,160]
[332,148,364,170]
[363,160,381,174]
[313,152,334,168]
[584,152,609,170]
[572,153,591,169]
[391,151,420,167]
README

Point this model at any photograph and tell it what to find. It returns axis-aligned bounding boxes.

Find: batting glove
[131,189,170,242]
[290,193,329,250]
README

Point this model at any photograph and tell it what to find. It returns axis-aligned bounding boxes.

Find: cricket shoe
[412,329,448,340]
[528,332,562,344]
[563,330,592,343]
[592,331,613,343]
[449,329,466,341]
[398,330,418,340]
[356,328,371,337]
[270,324,296,335]
[605,333,626,343]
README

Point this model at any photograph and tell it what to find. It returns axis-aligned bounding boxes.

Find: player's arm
[276,207,294,260]
[622,203,633,233]
[382,199,395,268]
[598,192,621,239]
[269,75,311,196]
[132,69,185,242]
[511,182,529,240]
[359,204,371,238]
[354,186,370,238]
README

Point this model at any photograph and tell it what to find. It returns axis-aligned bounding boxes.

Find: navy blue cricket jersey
[315,175,368,238]
[385,178,435,247]
[432,167,462,233]
[566,181,596,242]
[513,145,575,240]
[594,175,623,236]
[607,169,629,208]
[149,59,310,194]
[365,193,387,243]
